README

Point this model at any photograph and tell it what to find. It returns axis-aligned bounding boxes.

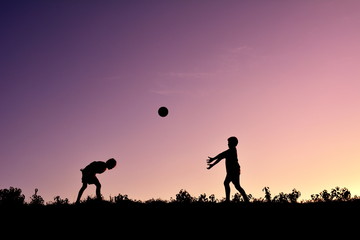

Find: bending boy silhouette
[207,136,249,202]
[76,158,117,203]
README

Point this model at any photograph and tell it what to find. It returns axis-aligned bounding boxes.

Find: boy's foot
[223,199,231,204]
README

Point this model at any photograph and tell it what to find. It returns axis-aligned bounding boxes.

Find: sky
[1,0,360,203]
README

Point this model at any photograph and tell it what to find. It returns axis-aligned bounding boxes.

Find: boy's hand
[206,156,214,163]
[206,157,215,169]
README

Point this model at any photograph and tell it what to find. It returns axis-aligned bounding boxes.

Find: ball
[158,106,168,117]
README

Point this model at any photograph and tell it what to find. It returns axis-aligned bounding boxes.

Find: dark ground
[2,200,360,237]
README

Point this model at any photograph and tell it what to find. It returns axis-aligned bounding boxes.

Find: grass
[1,186,360,236]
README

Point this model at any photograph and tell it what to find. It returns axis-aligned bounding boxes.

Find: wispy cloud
[229,45,253,53]
[149,45,257,96]
[149,89,188,96]
[161,71,213,80]
[149,71,216,97]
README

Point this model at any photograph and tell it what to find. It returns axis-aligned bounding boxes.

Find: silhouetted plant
[310,193,321,202]
[29,188,44,206]
[269,188,301,203]
[339,187,351,201]
[113,193,130,203]
[273,192,289,203]
[2,185,357,208]
[174,189,194,203]
[320,189,331,202]
[262,187,271,202]
[232,193,242,203]
[287,188,301,203]
[144,198,167,204]
[83,195,98,203]
[208,194,217,203]
[247,194,253,202]
[331,186,351,201]
[250,195,263,202]
[231,192,252,202]
[197,193,209,203]
[310,186,352,202]
[0,186,25,206]
[51,195,69,205]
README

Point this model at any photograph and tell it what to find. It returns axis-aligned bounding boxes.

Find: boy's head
[227,136,238,148]
[106,158,117,169]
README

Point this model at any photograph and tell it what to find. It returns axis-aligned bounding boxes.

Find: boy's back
[82,161,107,174]
[222,148,240,175]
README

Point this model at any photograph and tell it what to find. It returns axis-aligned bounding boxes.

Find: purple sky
[1,1,360,203]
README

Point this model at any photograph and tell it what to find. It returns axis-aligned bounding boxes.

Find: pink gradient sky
[1,1,360,203]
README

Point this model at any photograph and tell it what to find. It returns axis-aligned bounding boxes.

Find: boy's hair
[106,158,117,169]
[228,136,238,147]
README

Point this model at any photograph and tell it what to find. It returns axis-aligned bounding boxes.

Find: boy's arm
[207,158,222,169]
[206,150,227,169]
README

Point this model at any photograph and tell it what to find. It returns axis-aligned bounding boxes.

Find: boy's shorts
[81,170,99,185]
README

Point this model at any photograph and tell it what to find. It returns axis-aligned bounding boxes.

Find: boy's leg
[237,186,249,202]
[224,176,231,202]
[233,175,249,202]
[76,183,87,203]
[94,178,102,200]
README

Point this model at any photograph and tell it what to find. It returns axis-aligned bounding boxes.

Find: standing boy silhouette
[76,158,117,203]
[206,136,249,202]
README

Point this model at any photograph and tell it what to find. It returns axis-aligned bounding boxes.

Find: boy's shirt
[83,161,107,175]
[217,148,240,174]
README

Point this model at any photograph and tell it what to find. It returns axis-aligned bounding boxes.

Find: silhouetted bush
[332,186,351,201]
[49,195,69,205]
[311,186,351,202]
[29,188,45,206]
[255,187,301,203]
[110,193,144,205]
[232,192,251,203]
[196,193,218,203]
[113,193,129,202]
[174,189,195,203]
[208,194,217,203]
[287,188,301,203]
[0,186,25,206]
[197,193,209,203]
[273,191,289,203]
[144,198,168,204]
[1,185,357,209]
[262,186,272,202]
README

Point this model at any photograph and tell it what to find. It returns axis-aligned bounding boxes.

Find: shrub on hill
[0,186,25,206]
[0,185,358,207]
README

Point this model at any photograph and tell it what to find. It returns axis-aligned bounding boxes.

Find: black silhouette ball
[158,106,168,117]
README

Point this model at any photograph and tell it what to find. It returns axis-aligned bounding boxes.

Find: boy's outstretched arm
[206,151,227,169]
[206,156,222,169]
